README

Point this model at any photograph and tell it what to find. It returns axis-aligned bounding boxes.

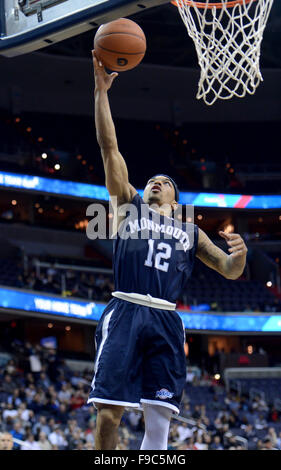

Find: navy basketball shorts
[87,297,186,414]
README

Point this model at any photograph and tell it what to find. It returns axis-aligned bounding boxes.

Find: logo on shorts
[155,389,174,400]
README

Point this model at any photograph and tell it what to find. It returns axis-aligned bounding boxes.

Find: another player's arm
[196,228,247,280]
[92,50,137,205]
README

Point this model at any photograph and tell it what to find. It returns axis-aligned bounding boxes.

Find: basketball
[93,18,146,72]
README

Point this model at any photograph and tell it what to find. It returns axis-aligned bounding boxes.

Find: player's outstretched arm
[92,50,137,205]
[196,228,247,280]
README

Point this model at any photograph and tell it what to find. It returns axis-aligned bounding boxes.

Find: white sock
[140,403,172,450]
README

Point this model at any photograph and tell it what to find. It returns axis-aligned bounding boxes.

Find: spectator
[2,374,17,395]
[67,428,84,450]
[48,425,68,449]
[84,420,95,447]
[210,435,224,450]
[7,389,23,408]
[256,439,264,450]
[268,405,279,423]
[37,431,52,451]
[84,442,95,450]
[127,410,142,431]
[28,348,43,380]
[56,403,70,425]
[2,403,19,422]
[193,433,208,450]
[17,403,33,422]
[267,427,278,448]
[4,359,17,376]
[70,390,85,411]
[241,423,256,440]
[32,415,50,436]
[192,405,202,420]
[29,393,45,415]
[10,420,25,450]
[176,422,193,442]
[36,371,51,390]
[20,432,41,450]
[1,336,281,451]
[261,437,278,450]
[254,413,268,430]
[0,432,14,450]
[57,382,72,403]
[276,431,281,450]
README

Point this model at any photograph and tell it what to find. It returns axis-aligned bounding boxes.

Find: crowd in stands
[2,110,280,194]
[0,340,281,451]
[21,264,114,304]
[1,253,280,313]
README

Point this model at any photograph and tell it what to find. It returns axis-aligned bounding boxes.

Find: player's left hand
[92,50,119,93]
[219,231,248,259]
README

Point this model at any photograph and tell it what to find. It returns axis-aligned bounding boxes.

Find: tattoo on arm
[196,229,228,276]
[196,228,246,280]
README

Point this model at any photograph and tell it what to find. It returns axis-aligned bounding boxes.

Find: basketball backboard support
[0,0,168,57]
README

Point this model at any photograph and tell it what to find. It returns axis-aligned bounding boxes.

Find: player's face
[143,176,176,208]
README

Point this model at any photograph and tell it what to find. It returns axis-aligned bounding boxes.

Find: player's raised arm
[196,228,247,280]
[92,50,137,205]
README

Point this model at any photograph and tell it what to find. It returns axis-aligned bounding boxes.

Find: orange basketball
[94,18,146,72]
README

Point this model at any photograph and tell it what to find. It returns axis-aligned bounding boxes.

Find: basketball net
[173,0,274,105]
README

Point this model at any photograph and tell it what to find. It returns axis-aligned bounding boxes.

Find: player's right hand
[92,50,118,93]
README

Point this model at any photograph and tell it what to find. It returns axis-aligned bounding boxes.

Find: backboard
[0,0,167,57]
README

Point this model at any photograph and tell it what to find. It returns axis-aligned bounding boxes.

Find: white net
[174,0,274,105]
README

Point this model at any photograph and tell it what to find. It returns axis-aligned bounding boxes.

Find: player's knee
[98,407,122,432]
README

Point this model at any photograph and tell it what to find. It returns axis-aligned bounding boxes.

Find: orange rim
[171,0,256,9]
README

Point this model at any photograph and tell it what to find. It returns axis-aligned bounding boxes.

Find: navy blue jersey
[113,193,198,303]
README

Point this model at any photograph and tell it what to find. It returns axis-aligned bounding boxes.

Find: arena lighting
[214,374,220,380]
[11,200,17,206]
[41,153,47,159]
[224,224,234,234]
[0,171,281,208]
[266,281,272,287]
[54,164,60,170]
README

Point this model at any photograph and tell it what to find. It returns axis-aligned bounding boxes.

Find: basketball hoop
[172,0,274,105]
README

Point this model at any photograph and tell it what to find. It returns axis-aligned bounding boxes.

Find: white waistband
[112,291,176,311]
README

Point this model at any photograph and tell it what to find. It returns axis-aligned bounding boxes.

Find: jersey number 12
[144,239,172,272]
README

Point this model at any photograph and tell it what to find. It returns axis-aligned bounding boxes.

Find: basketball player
[88,51,247,450]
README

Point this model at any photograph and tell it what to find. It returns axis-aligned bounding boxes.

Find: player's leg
[140,403,173,450]
[95,403,125,450]
[140,309,186,450]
